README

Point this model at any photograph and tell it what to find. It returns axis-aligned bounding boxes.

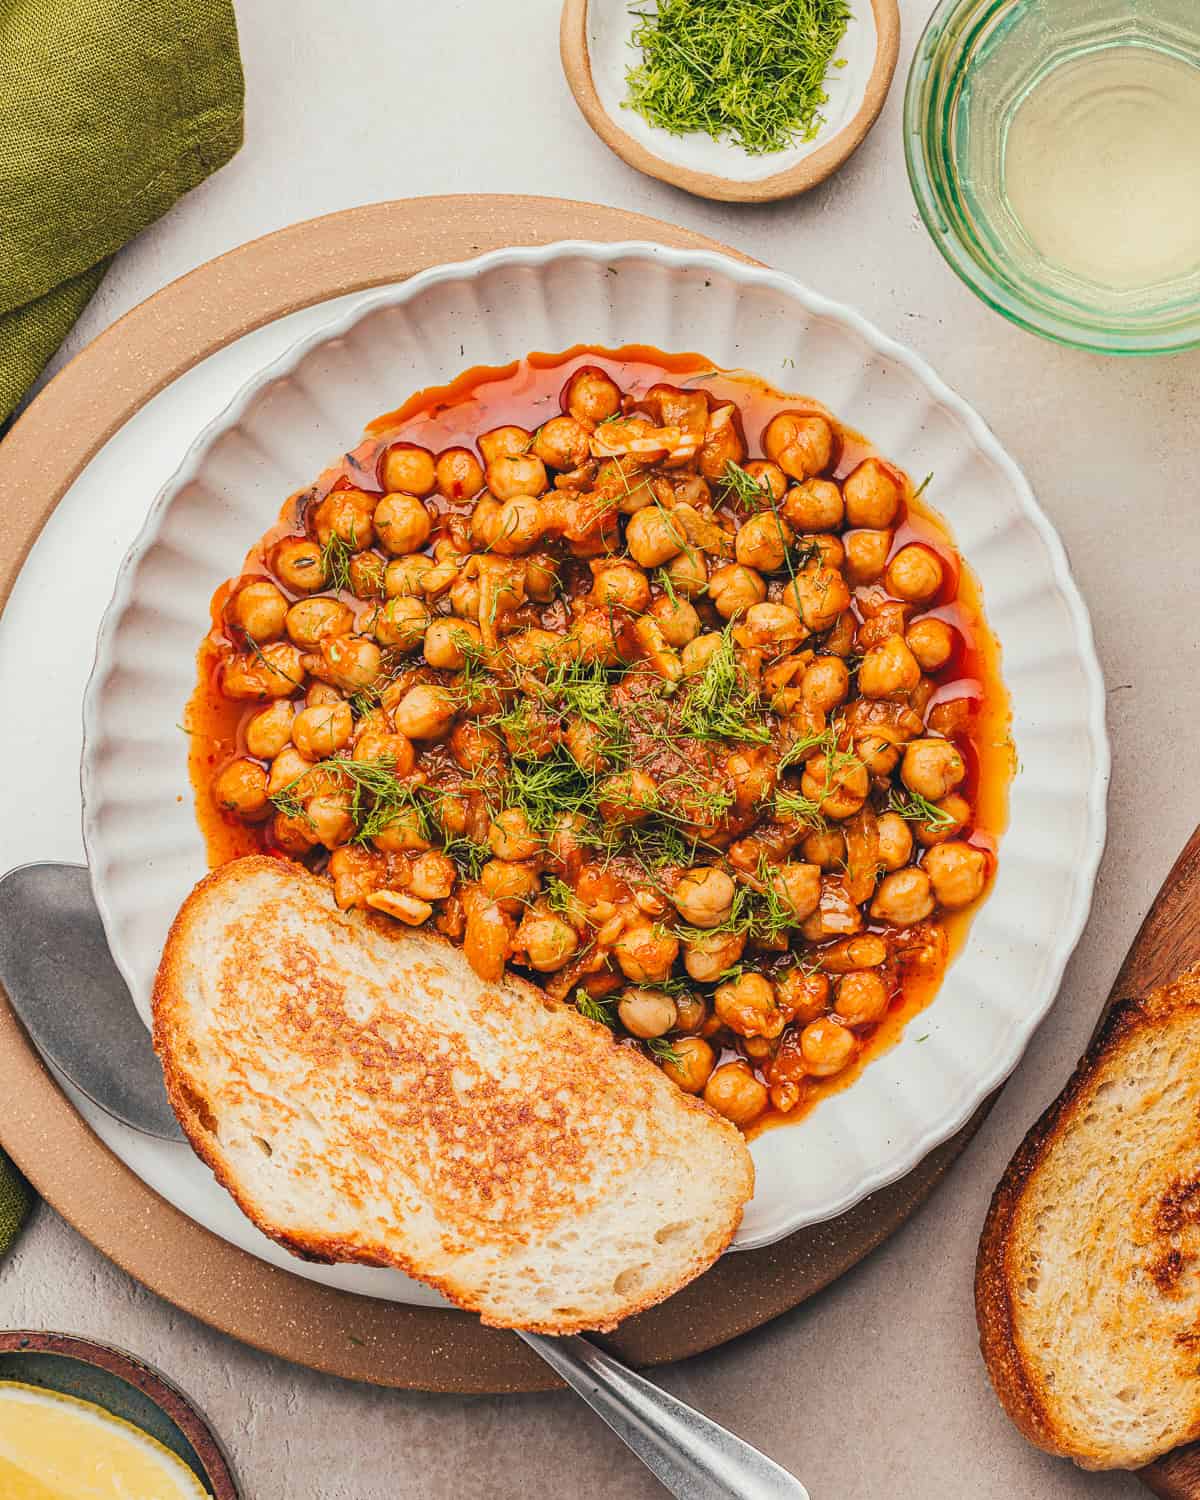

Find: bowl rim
[80,238,1110,1250]
[903,0,1200,356]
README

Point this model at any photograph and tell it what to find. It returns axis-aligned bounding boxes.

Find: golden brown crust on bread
[976,964,1200,1468]
[153,856,754,1332]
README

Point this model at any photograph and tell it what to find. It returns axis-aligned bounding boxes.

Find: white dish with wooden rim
[80,241,1107,1292]
[560,0,901,202]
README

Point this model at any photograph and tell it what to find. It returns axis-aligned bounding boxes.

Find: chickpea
[423,617,481,670]
[915,792,971,846]
[821,935,888,972]
[800,1017,857,1077]
[407,850,456,902]
[923,840,988,908]
[311,487,375,550]
[285,596,354,649]
[433,445,484,500]
[625,506,685,568]
[743,460,787,502]
[650,593,701,646]
[682,928,746,983]
[272,808,317,856]
[266,745,314,798]
[372,805,432,854]
[876,811,914,870]
[661,1036,715,1093]
[870,867,935,925]
[735,512,794,573]
[220,642,305,700]
[782,566,851,633]
[244,701,293,760]
[843,458,902,527]
[708,563,766,620]
[801,876,864,941]
[291,701,353,760]
[859,635,921,699]
[487,453,548,502]
[592,563,651,613]
[477,427,530,466]
[704,1061,768,1127]
[380,443,436,498]
[763,412,835,480]
[597,769,657,825]
[212,758,270,821]
[777,968,831,1024]
[353,730,416,778]
[835,970,890,1026]
[618,988,678,1040]
[714,972,783,1040]
[738,601,807,655]
[797,532,845,571]
[672,867,735,929]
[450,720,505,772]
[391,683,455,741]
[610,921,677,985]
[348,551,386,598]
[681,631,723,676]
[674,994,708,1035]
[901,737,966,801]
[372,596,428,650]
[906,616,955,672]
[484,807,538,862]
[843,529,893,585]
[272,536,326,593]
[769,862,822,920]
[305,791,356,848]
[564,367,622,426]
[782,478,844,532]
[227,579,288,643]
[528,415,588,470]
[802,656,850,713]
[309,635,381,693]
[887,544,944,603]
[374,493,432,557]
[385,555,433,598]
[801,828,846,869]
[801,753,869,820]
[661,548,708,599]
[516,912,579,973]
[480,857,540,911]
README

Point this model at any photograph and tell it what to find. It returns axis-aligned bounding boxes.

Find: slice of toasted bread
[153,855,753,1332]
[977,962,1200,1469]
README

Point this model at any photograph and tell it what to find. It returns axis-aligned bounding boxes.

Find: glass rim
[903,0,1200,357]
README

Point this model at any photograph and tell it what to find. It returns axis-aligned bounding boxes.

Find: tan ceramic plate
[0,195,988,1391]
[560,0,901,202]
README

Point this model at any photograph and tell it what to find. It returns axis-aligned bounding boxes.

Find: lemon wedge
[0,1380,212,1499]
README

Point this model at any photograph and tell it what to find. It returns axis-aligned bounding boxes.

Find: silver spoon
[0,860,809,1499]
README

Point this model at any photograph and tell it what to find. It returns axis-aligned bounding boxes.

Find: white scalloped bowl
[82,242,1108,1257]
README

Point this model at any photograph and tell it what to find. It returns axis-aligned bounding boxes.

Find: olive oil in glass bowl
[905,0,1200,353]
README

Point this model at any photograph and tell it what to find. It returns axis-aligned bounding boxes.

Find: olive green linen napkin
[0,0,245,422]
[0,1155,33,1258]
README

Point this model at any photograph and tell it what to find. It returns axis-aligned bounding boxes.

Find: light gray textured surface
[4,0,1192,1493]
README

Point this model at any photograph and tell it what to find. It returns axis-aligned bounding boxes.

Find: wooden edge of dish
[559,0,901,203]
[0,1329,240,1497]
[0,194,991,1393]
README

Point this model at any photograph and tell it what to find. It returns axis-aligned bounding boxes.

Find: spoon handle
[517,1331,809,1499]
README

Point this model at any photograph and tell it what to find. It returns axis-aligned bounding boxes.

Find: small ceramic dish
[560,0,901,201]
[0,1331,238,1497]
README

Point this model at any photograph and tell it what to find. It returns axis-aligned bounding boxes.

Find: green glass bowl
[904,0,1200,354]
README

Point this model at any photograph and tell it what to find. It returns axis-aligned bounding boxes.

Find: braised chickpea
[835,970,890,1026]
[661,1036,715,1093]
[424,617,482,670]
[842,529,892,585]
[801,828,846,869]
[374,493,432,557]
[592,562,651,613]
[311,487,376,550]
[477,426,530,465]
[597,769,657,824]
[783,478,844,532]
[801,754,869,819]
[704,1061,769,1126]
[371,597,427,651]
[614,920,679,984]
[923,840,988,908]
[485,807,539,861]
[738,602,806,654]
[906,616,955,672]
[388,684,454,741]
[479,858,540,911]
[625,506,685,568]
[681,631,723,676]
[227,579,288,643]
[915,792,970,846]
[213,758,270,821]
[843,458,902,528]
[802,656,850,712]
[408,851,456,902]
[876,811,914,870]
[353,730,416,778]
[272,808,317,856]
[743,460,787,502]
[244,701,293,760]
[887,544,944,603]
[516,912,578,972]
[372,805,432,854]
[347,551,386,598]
[798,532,845,571]
[715,972,783,1039]
[564,367,622,426]
[777,968,831,1024]
[220,642,305,700]
[708,563,766,619]
[682,927,746,983]
[901,738,966,801]
[782,566,851,632]
[736,512,794,572]
[291,701,353,760]
[450,720,505,772]
[650,593,701,646]
[487,453,548,503]
[661,548,708,598]
[618,988,678,1040]
[672,867,735,928]
[801,875,864,941]
[434,446,484,500]
[859,635,921,698]
[305,792,356,848]
[763,412,835,480]
[286,596,354,649]
[870,867,935,925]
[266,745,314,797]
[800,1017,857,1077]
[821,934,888,972]
[272,536,326,593]
[381,443,436,497]
[308,681,344,709]
[529,415,588,470]
[674,994,708,1035]
[384,556,433,598]
[309,635,381,693]
[768,862,822,920]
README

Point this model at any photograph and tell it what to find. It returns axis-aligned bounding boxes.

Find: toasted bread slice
[977,963,1200,1469]
[153,856,753,1332]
